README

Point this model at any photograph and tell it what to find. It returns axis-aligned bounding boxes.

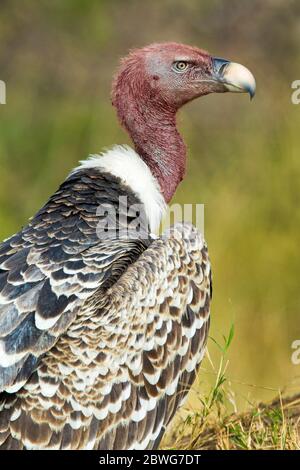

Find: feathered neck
[112,64,186,203]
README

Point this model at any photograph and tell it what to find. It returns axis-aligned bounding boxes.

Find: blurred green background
[1,0,300,411]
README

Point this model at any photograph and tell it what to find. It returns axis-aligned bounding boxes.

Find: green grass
[162,328,300,450]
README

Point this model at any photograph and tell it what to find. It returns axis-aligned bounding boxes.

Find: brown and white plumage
[0,160,211,450]
[0,221,210,449]
[0,42,255,449]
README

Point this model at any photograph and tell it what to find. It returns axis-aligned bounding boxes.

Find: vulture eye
[172,61,189,73]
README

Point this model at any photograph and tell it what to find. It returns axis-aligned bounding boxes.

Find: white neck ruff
[73,145,167,232]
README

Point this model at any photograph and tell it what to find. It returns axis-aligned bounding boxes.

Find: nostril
[219,63,228,75]
[212,57,230,76]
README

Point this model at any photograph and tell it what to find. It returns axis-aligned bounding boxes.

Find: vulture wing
[0,223,211,450]
[0,169,148,393]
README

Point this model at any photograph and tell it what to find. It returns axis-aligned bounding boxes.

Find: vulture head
[112,42,256,202]
[112,42,256,113]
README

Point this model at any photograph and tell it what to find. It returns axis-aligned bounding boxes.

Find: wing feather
[0,170,148,393]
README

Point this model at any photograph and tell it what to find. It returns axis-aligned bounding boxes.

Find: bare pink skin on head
[112,43,225,202]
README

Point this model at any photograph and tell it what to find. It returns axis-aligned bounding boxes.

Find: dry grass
[162,327,300,450]
[163,393,300,450]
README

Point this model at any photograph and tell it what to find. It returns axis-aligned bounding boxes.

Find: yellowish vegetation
[163,328,300,450]
[163,392,300,450]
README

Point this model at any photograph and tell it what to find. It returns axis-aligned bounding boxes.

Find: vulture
[0,43,255,450]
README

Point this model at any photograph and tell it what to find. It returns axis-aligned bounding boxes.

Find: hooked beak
[212,57,256,99]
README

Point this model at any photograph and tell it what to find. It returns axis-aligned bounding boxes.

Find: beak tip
[212,57,256,100]
[246,81,256,100]
[248,87,255,100]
